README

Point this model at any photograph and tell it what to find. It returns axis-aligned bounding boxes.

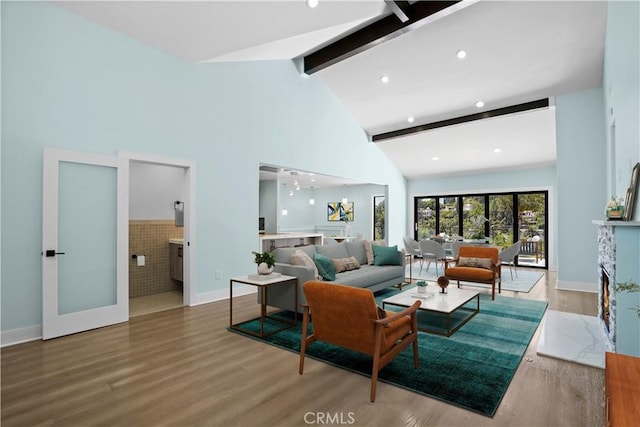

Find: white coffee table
[382,287,480,337]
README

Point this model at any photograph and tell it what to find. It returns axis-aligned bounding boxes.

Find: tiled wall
[129,220,184,298]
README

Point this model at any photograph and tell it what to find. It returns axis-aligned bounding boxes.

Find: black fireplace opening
[601,266,610,332]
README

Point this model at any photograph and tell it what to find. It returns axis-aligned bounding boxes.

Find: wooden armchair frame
[299,281,421,402]
[444,246,501,300]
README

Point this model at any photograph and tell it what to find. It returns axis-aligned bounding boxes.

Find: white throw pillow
[364,239,387,265]
[290,250,321,280]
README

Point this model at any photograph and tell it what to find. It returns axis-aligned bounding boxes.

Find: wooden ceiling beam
[384,0,411,23]
[303,1,461,75]
[372,99,551,142]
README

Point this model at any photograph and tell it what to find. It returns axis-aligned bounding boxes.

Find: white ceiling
[54,0,607,182]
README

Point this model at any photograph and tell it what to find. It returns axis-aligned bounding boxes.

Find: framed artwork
[327,202,354,222]
[624,162,640,221]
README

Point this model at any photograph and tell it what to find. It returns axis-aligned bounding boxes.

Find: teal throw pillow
[373,244,401,266]
[314,253,336,281]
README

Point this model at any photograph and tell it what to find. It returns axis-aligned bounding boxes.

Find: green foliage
[374,196,385,240]
[252,251,275,267]
[617,280,640,317]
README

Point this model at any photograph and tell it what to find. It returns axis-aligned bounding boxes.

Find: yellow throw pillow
[457,256,493,270]
[331,256,361,273]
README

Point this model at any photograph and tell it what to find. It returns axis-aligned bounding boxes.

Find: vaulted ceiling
[54,0,607,182]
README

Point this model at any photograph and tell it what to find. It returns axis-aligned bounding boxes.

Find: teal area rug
[407,262,544,293]
[228,288,547,417]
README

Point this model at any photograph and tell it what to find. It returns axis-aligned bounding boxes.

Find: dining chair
[418,239,447,276]
[403,236,424,272]
[499,241,522,280]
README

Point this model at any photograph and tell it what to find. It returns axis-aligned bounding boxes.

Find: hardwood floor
[1,270,603,426]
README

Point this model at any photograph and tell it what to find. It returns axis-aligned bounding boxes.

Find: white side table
[229,274,298,338]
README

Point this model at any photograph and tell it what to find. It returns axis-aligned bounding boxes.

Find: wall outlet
[215,270,221,280]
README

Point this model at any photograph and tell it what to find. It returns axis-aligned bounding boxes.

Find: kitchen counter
[259,233,323,252]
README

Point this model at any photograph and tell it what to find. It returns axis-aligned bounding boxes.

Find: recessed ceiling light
[456,50,467,59]
[493,148,502,153]
[306,0,319,8]
[475,101,484,108]
[432,156,439,161]
[380,75,389,84]
[407,116,415,123]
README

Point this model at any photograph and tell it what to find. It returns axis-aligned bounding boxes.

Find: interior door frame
[42,147,129,339]
[119,152,196,307]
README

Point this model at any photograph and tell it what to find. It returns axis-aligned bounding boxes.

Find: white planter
[417,286,427,294]
[257,262,274,275]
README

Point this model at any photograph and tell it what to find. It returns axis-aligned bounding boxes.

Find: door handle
[44,250,66,257]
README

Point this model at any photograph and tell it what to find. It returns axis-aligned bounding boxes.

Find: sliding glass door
[413,191,547,268]
[416,197,436,240]
[489,194,515,247]
[516,192,547,267]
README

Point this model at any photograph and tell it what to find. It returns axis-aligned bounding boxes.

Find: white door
[42,148,129,339]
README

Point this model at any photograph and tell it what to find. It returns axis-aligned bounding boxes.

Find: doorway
[121,153,195,317]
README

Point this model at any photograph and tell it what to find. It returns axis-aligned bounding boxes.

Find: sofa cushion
[364,240,387,265]
[345,240,368,265]
[314,253,336,281]
[445,266,494,281]
[274,245,316,264]
[290,250,320,279]
[334,264,403,288]
[316,241,349,260]
[331,256,361,273]
[457,256,492,270]
[373,244,401,266]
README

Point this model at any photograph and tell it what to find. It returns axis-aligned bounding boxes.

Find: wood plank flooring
[1,270,604,426]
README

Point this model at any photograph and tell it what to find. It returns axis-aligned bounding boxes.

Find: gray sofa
[266,239,405,312]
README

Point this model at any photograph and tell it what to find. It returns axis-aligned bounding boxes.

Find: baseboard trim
[3,287,258,345]
[192,286,257,306]
[556,279,597,293]
[2,325,42,347]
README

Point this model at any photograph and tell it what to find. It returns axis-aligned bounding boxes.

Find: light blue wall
[274,183,386,240]
[0,2,407,332]
[603,0,640,208]
[408,167,557,268]
[555,88,606,290]
[603,0,640,356]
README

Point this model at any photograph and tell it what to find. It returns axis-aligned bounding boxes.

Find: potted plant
[606,197,625,220]
[416,280,428,294]
[252,251,275,275]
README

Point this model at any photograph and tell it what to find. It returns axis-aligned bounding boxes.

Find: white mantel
[592,220,640,227]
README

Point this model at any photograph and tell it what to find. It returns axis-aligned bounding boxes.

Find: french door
[42,148,129,339]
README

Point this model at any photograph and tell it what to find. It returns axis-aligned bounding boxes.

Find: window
[413,191,547,268]
[373,196,385,240]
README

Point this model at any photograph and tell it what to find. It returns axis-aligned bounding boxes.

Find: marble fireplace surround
[597,224,616,351]
[537,221,639,368]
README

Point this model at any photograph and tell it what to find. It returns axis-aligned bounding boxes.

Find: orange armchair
[444,246,501,300]
[299,281,421,402]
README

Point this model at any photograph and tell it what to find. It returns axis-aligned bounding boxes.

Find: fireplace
[597,224,616,351]
[601,266,610,333]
